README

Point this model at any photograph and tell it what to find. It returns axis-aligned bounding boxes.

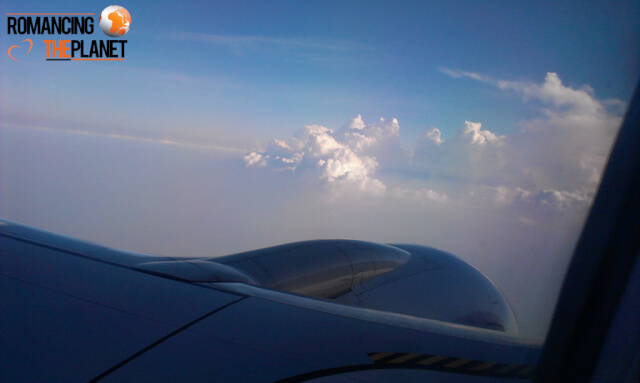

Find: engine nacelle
[211,240,411,298]
[333,244,518,334]
[135,240,518,334]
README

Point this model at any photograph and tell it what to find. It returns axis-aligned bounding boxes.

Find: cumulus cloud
[411,120,507,183]
[468,185,523,205]
[244,117,389,195]
[532,189,592,209]
[412,127,444,167]
[418,127,443,146]
[339,114,400,153]
[497,73,622,194]
[427,71,622,203]
[498,72,602,113]
[243,152,266,167]
[460,121,505,146]
[246,72,622,222]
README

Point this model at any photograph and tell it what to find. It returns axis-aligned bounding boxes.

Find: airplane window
[1,0,639,373]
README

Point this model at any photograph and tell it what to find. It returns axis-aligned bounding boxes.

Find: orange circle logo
[99,5,131,37]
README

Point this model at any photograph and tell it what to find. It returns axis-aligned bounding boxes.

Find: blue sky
[2,0,639,145]
[1,0,639,338]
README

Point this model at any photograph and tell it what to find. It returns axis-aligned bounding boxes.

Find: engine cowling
[333,244,518,334]
[134,240,518,334]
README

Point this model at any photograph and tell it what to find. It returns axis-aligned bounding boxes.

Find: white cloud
[245,72,621,219]
[244,117,389,195]
[498,73,621,194]
[421,71,621,202]
[339,115,401,156]
[412,120,507,181]
[467,185,592,210]
[243,152,266,167]
[171,32,362,52]
[498,72,603,113]
[460,121,505,146]
[346,114,366,130]
[418,127,443,146]
[412,127,444,167]
[531,189,593,209]
[438,67,491,82]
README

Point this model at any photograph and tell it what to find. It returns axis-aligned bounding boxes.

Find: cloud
[243,152,266,167]
[244,118,387,195]
[244,71,622,237]
[411,120,507,183]
[2,122,244,154]
[339,114,400,153]
[392,187,448,204]
[438,67,491,82]
[426,71,621,196]
[532,189,592,209]
[412,127,443,167]
[497,73,622,194]
[172,31,363,52]
[498,73,602,113]
[166,31,371,67]
[460,121,505,146]
[468,185,592,210]
[417,127,443,146]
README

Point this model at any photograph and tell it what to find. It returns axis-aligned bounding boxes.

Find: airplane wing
[0,219,540,382]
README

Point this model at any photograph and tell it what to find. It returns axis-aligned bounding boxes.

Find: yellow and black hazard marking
[275,351,536,382]
[367,352,536,379]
